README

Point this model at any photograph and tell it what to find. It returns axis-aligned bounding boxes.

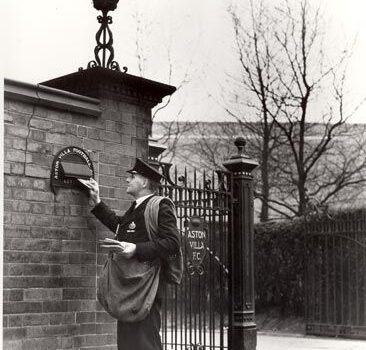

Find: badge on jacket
[127,221,136,233]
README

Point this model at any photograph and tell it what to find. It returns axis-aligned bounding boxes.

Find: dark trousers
[117,301,162,350]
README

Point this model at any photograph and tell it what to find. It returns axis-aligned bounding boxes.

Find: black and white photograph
[1,0,366,349]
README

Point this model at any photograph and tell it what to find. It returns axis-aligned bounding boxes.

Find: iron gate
[305,210,366,339]
[159,165,231,350]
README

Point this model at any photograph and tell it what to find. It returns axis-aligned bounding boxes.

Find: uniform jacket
[91,195,180,262]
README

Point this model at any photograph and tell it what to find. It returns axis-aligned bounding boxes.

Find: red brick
[4,225,31,238]
[78,126,88,137]
[80,323,97,335]
[99,175,121,188]
[12,264,50,276]
[24,288,62,301]
[100,130,121,143]
[22,337,59,350]
[33,179,48,190]
[11,213,27,225]
[7,100,34,114]
[3,340,22,350]
[49,265,62,275]
[62,264,88,276]
[76,312,96,324]
[5,124,29,138]
[18,177,34,188]
[11,188,28,200]
[87,128,100,140]
[9,238,51,251]
[3,289,24,302]
[52,216,65,227]
[23,313,50,326]
[73,334,115,347]
[4,251,43,264]
[96,323,115,334]
[58,336,74,349]
[63,288,96,300]
[61,241,83,253]
[30,227,45,238]
[13,138,27,150]
[25,164,49,178]
[44,108,73,122]
[49,312,75,325]
[10,163,25,175]
[8,315,23,327]
[29,118,53,130]
[25,214,52,226]
[69,135,84,147]
[84,138,104,151]
[64,216,88,229]
[47,228,68,239]
[30,129,46,142]
[70,205,84,216]
[66,123,78,135]
[45,133,70,145]
[27,324,79,338]
[26,190,53,202]
[99,164,115,176]
[104,142,124,154]
[4,277,46,289]
[42,300,69,313]
[99,152,121,165]
[96,311,115,323]
[3,301,42,314]
[26,140,53,154]
[4,162,11,174]
[5,149,26,163]
[3,327,27,340]
[4,111,14,123]
[52,121,66,133]
[121,134,132,145]
[42,252,68,264]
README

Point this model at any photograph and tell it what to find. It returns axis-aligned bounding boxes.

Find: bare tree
[131,6,196,164]
[264,0,365,217]
[226,0,284,221]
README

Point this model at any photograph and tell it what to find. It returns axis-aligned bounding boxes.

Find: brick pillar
[223,138,259,350]
[3,68,175,349]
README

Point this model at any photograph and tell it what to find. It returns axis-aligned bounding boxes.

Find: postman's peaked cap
[127,158,164,183]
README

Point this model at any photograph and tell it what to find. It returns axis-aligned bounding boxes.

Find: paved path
[257,333,366,350]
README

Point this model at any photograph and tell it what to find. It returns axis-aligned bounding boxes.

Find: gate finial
[234,137,246,156]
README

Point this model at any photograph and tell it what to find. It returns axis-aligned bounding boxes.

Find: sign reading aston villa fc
[186,217,207,273]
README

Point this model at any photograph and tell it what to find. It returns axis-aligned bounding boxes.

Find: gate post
[223,137,258,350]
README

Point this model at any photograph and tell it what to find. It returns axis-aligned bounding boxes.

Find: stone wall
[3,77,160,349]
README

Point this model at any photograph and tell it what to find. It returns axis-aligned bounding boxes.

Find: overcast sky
[2,0,366,123]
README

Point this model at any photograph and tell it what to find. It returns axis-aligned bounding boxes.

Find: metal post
[223,137,258,350]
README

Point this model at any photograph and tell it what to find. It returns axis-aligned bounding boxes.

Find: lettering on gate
[186,217,207,274]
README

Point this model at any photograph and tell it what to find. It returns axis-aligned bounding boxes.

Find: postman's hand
[99,238,136,259]
[81,178,101,205]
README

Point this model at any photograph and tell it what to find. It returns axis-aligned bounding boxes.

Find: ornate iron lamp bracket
[86,0,127,72]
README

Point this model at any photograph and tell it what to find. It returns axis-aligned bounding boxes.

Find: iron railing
[305,210,366,339]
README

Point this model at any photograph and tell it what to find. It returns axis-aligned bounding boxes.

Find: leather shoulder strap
[144,196,176,241]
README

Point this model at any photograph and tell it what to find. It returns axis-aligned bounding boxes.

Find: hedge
[254,218,306,316]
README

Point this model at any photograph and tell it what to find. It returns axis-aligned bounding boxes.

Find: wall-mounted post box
[50,146,94,194]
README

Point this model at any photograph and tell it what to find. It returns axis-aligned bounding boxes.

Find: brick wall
[3,79,154,349]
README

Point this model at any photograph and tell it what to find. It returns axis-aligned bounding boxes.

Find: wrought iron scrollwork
[186,261,205,276]
[87,1,127,72]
